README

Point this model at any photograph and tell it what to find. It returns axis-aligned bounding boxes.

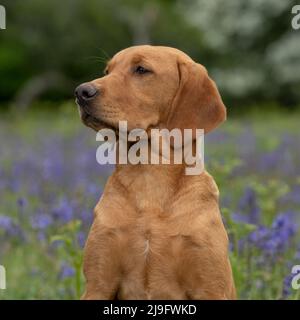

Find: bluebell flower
[80,210,93,225]
[17,197,27,208]
[77,231,86,248]
[239,187,261,224]
[0,214,23,237]
[282,273,294,299]
[248,225,269,244]
[0,215,13,230]
[42,144,64,181]
[31,213,53,230]
[272,213,297,237]
[232,212,253,224]
[52,198,73,223]
[237,128,256,158]
[59,263,75,280]
[86,184,101,198]
[233,187,260,225]
[258,136,297,177]
[248,212,297,256]
[258,150,281,173]
[280,185,300,205]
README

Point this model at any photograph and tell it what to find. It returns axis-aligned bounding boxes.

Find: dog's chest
[89,168,225,299]
[110,167,198,298]
[118,164,180,212]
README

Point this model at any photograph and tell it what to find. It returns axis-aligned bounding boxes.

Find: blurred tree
[0,0,132,107]
[112,0,159,44]
[180,0,300,107]
[0,0,299,110]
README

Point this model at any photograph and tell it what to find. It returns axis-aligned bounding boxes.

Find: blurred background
[0,0,300,300]
[1,0,300,110]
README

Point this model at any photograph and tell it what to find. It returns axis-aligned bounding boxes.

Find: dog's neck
[114,161,185,213]
[114,139,203,172]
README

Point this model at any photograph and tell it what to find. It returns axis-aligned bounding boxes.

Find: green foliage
[51,220,84,299]
[0,0,299,108]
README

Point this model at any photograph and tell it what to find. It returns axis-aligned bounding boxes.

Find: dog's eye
[134,66,150,75]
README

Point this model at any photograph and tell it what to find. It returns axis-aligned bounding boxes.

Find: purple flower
[272,213,297,239]
[258,136,297,177]
[86,184,101,198]
[237,128,256,158]
[31,214,53,230]
[59,263,75,280]
[77,231,86,248]
[248,212,297,256]
[259,149,281,173]
[280,185,300,205]
[248,226,269,244]
[0,214,23,237]
[80,210,93,225]
[232,212,252,224]
[282,273,294,298]
[52,198,73,223]
[17,197,27,209]
[233,187,260,225]
[0,215,13,230]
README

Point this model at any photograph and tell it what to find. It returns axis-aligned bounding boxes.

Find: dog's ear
[166,60,226,136]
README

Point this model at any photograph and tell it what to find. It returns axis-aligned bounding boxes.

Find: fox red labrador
[75,45,236,300]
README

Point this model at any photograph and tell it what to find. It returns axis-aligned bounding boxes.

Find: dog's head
[75,45,226,135]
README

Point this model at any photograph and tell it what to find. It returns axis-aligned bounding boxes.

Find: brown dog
[75,45,236,300]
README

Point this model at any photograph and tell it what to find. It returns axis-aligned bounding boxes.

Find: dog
[75,45,236,300]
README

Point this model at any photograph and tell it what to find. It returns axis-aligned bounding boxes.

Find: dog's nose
[75,83,98,101]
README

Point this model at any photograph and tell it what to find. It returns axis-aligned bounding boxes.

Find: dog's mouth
[76,101,116,132]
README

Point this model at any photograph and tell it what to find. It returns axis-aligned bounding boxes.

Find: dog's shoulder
[180,169,220,200]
